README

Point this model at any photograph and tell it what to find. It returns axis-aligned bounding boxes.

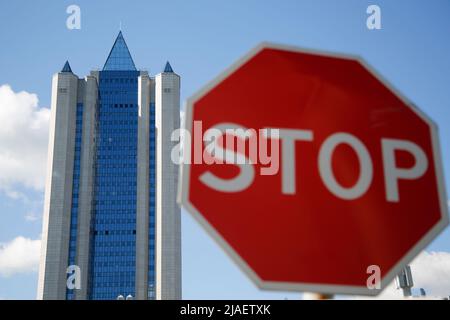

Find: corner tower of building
[155,61,181,300]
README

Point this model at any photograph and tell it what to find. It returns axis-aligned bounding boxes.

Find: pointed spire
[163,61,174,73]
[61,60,72,73]
[103,31,137,71]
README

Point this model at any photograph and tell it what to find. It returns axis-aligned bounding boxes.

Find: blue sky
[0,0,449,299]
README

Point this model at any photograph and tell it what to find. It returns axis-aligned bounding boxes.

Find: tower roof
[61,60,73,73]
[103,31,137,71]
[163,61,174,73]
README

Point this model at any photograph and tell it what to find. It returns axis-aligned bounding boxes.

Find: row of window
[92,261,135,267]
[96,128,138,134]
[97,146,138,151]
[91,282,135,288]
[97,196,136,201]
[92,245,152,252]
[98,113,139,120]
[96,139,139,145]
[95,170,137,176]
[73,189,139,199]
[94,230,136,236]
[94,199,140,205]
[91,270,143,277]
[92,241,136,247]
[99,89,137,95]
[90,292,136,299]
[95,163,137,168]
[94,205,151,211]
[94,178,136,184]
[94,217,154,225]
[95,159,138,164]
[100,78,137,84]
[97,139,151,145]
[93,177,153,186]
[91,251,136,257]
[101,119,139,125]
[95,170,145,176]
[93,194,138,200]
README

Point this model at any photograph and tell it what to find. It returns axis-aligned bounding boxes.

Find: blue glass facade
[88,70,139,300]
[64,32,158,300]
[148,102,156,299]
[103,32,136,71]
[67,102,83,300]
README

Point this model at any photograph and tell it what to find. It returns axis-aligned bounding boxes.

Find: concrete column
[155,71,182,300]
[136,72,151,300]
[37,72,79,300]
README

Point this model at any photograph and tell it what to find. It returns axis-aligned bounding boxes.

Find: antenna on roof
[119,21,122,31]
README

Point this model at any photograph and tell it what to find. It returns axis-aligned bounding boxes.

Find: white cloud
[349,251,450,299]
[0,236,41,277]
[408,251,450,297]
[0,84,50,196]
[24,211,41,222]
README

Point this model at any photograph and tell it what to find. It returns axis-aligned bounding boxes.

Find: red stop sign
[179,43,449,295]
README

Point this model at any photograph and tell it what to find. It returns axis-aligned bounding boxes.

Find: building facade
[37,32,181,300]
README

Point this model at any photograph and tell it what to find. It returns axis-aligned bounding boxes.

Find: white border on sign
[177,42,449,296]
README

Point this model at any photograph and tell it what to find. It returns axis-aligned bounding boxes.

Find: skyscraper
[37,32,181,300]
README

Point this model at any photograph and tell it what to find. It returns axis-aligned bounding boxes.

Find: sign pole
[304,293,334,300]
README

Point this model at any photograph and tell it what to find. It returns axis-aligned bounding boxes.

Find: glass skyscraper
[37,32,181,300]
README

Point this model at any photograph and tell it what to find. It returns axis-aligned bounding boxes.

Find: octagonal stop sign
[179,43,449,295]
